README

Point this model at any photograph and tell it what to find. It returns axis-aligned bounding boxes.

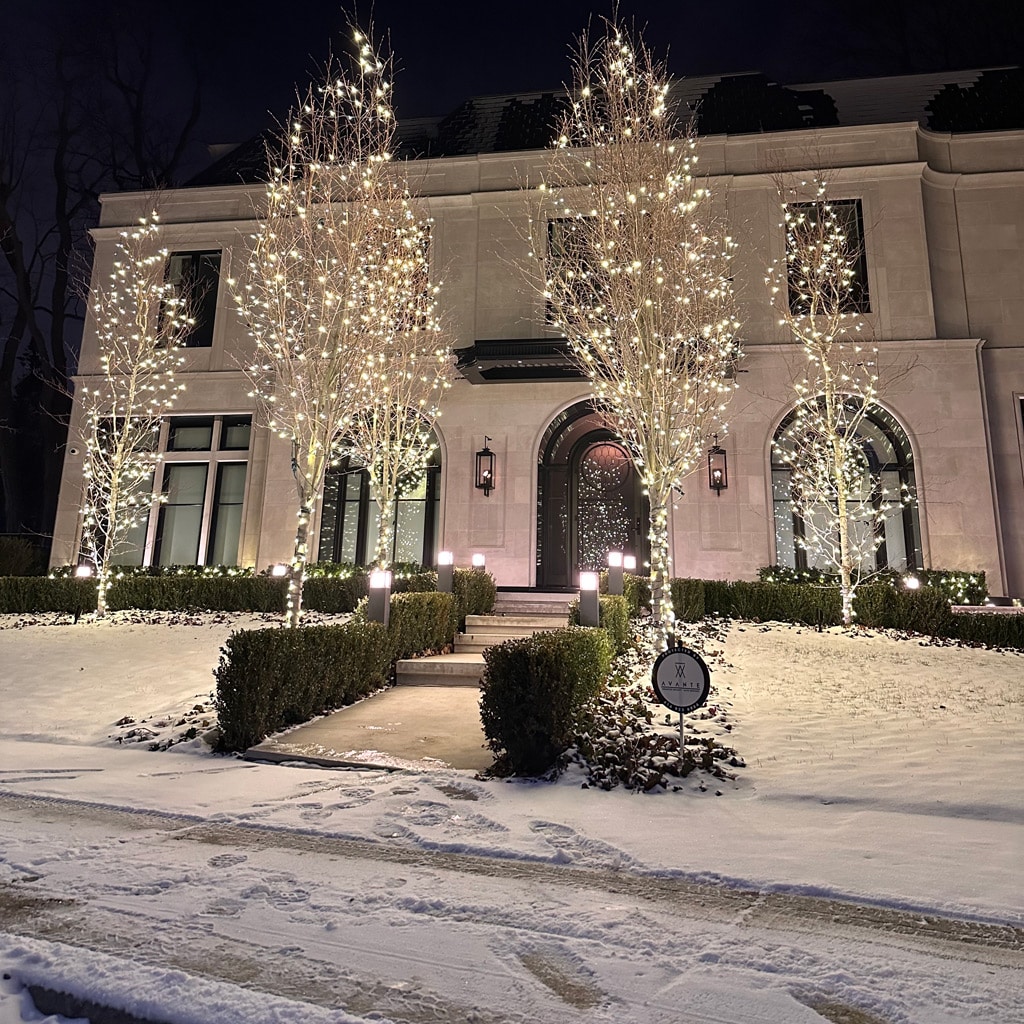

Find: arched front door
[537,402,649,587]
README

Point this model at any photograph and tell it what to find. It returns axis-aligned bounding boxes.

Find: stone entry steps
[395,606,571,687]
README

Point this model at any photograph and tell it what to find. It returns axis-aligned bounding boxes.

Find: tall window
[166,251,221,348]
[772,404,920,572]
[114,415,251,566]
[787,199,869,315]
[317,445,441,566]
[547,218,604,323]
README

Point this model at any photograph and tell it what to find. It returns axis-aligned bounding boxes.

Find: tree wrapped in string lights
[534,19,742,648]
[767,177,912,625]
[78,214,190,616]
[232,26,449,627]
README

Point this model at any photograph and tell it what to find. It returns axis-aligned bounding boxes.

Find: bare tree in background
[767,175,913,624]
[532,18,742,648]
[0,11,200,550]
[233,25,449,628]
[78,214,191,616]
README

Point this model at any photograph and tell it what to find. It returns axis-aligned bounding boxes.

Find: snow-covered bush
[480,627,613,776]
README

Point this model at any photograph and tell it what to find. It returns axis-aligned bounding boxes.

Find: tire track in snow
[3,791,1020,963]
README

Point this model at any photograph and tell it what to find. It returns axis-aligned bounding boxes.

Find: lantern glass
[623,555,637,572]
[438,550,454,566]
[475,445,495,495]
[471,553,486,568]
[579,571,600,592]
[607,551,623,568]
[708,445,728,494]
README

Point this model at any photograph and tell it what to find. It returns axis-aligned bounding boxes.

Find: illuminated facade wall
[53,119,1024,596]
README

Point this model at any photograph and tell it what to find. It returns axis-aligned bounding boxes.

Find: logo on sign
[651,646,711,714]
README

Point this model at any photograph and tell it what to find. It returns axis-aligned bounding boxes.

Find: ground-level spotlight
[579,570,600,627]
[607,551,624,596]
[438,550,454,593]
[368,569,393,627]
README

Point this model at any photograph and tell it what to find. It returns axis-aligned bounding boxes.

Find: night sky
[9,0,1024,165]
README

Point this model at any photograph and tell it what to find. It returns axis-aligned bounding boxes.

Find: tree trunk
[285,503,313,629]
[648,496,675,651]
[95,567,109,618]
[372,495,396,570]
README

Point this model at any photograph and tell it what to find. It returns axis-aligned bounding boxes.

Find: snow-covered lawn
[0,610,1021,1024]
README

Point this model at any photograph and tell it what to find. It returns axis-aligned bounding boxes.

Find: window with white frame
[113,415,251,566]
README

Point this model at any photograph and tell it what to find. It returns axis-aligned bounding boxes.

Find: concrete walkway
[245,685,491,772]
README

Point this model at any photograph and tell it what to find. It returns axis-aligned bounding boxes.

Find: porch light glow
[438,551,454,566]
[579,571,600,591]
[471,553,486,569]
[607,551,623,568]
[623,555,637,572]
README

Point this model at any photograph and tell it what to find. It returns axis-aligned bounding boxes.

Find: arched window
[771,403,922,572]
[316,440,441,567]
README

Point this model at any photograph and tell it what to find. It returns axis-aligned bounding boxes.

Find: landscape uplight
[368,569,393,627]
[438,550,454,593]
[607,551,624,595]
[579,571,600,627]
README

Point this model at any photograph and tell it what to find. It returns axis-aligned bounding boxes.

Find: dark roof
[186,67,1022,188]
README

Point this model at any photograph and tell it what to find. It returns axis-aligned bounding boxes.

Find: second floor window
[786,199,869,316]
[166,250,222,348]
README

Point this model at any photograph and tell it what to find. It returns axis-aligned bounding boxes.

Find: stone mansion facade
[51,71,1024,598]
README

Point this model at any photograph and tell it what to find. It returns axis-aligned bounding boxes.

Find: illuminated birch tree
[233,26,449,627]
[79,214,189,616]
[534,19,741,648]
[767,177,911,625]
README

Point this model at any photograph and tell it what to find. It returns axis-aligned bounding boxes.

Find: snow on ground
[0,610,1021,1023]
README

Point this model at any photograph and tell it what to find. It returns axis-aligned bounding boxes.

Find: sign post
[651,646,711,761]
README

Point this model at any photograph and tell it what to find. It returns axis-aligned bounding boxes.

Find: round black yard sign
[651,646,711,714]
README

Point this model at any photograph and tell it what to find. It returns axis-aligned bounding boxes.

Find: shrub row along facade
[52,70,1024,598]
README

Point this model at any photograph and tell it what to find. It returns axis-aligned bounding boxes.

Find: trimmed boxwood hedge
[215,620,391,752]
[215,590,460,751]
[480,627,613,776]
[683,576,1023,649]
[569,594,631,654]
[0,565,497,617]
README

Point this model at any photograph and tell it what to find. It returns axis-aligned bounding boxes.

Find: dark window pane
[786,200,869,315]
[208,463,247,565]
[156,464,207,564]
[220,416,252,451]
[167,251,221,348]
[168,418,214,451]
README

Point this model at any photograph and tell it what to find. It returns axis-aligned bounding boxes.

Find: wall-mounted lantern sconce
[368,569,392,627]
[471,553,486,570]
[607,551,624,596]
[475,437,495,496]
[579,570,600,627]
[437,551,454,593]
[622,554,637,574]
[708,435,728,496]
